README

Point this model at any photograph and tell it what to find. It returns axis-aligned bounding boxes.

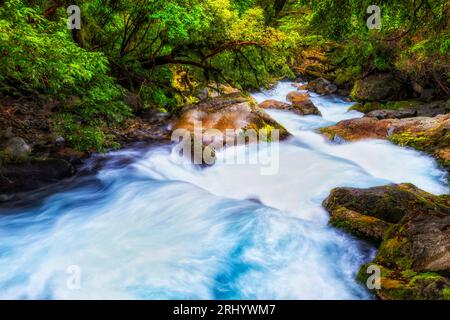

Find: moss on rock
[323,184,450,300]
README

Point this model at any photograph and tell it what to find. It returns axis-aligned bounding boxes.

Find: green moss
[401,269,417,279]
[376,236,413,270]
[410,272,441,284]
[349,100,421,113]
[334,66,361,86]
[443,288,450,300]
[389,132,434,152]
[350,80,362,101]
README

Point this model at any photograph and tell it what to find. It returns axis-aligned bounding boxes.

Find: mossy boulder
[351,74,403,102]
[350,100,449,118]
[357,263,450,300]
[350,100,422,113]
[323,183,450,300]
[285,92,322,116]
[328,206,392,243]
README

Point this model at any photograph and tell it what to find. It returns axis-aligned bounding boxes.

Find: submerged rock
[320,114,450,169]
[300,77,337,95]
[323,183,450,300]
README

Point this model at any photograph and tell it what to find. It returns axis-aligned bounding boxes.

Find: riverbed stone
[286,92,322,116]
[300,77,337,95]
[323,183,450,300]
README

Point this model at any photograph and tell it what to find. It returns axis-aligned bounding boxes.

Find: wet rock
[323,183,450,300]
[320,115,450,168]
[286,92,322,116]
[3,137,31,161]
[351,100,450,118]
[351,74,403,102]
[172,93,290,155]
[328,206,392,242]
[259,97,321,117]
[259,99,292,111]
[320,117,393,141]
[300,78,337,95]
[0,158,75,195]
[366,109,418,120]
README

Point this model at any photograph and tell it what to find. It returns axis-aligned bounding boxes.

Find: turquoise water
[0,82,447,299]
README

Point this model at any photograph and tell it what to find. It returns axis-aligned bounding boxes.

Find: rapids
[0,82,447,299]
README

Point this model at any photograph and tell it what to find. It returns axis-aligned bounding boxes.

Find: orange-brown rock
[172,93,290,148]
[320,114,450,168]
[285,92,321,116]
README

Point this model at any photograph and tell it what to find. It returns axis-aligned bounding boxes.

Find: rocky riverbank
[323,184,450,300]
[0,96,171,200]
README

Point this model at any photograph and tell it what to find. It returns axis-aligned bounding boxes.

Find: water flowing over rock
[0,81,447,300]
[324,183,450,300]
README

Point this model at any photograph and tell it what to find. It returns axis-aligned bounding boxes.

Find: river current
[0,82,447,299]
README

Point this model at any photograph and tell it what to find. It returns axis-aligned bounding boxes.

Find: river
[0,82,447,299]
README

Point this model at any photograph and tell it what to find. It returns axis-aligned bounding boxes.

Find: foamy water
[0,82,447,299]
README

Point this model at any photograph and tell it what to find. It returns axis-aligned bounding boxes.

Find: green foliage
[282,0,449,94]
[0,0,131,152]
[1,0,448,152]
[52,114,120,152]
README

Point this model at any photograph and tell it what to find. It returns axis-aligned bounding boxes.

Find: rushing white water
[0,82,447,299]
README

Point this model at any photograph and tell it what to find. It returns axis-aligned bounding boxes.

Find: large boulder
[323,183,450,300]
[300,78,337,95]
[286,92,322,116]
[258,99,292,111]
[172,93,290,163]
[351,74,403,102]
[320,114,450,168]
[259,97,321,116]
